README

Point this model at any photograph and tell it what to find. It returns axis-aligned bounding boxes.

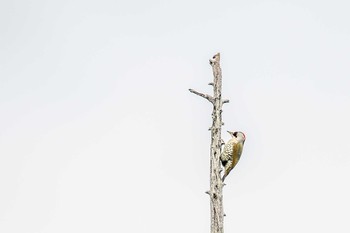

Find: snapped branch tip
[209,53,221,66]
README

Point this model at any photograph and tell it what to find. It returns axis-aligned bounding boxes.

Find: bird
[220,131,246,181]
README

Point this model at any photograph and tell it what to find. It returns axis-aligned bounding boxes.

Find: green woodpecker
[220,131,246,181]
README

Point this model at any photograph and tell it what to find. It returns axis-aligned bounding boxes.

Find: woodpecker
[220,131,246,181]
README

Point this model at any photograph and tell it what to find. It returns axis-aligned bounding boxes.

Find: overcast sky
[1,0,350,232]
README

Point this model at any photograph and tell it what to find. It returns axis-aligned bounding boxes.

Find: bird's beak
[227,131,233,135]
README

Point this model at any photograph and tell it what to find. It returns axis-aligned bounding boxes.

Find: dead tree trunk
[189,53,229,233]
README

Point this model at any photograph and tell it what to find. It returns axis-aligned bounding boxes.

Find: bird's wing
[231,143,243,168]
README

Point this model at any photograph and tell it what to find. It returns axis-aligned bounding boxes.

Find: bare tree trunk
[189,53,229,233]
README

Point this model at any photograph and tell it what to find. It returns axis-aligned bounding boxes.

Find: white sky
[1,0,350,232]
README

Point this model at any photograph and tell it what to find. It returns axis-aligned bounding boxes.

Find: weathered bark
[189,53,228,233]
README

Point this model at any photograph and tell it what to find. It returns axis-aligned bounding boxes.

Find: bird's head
[227,131,246,142]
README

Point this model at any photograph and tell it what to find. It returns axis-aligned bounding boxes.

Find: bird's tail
[222,173,227,182]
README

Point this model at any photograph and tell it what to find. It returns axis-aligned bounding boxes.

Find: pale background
[1,0,350,232]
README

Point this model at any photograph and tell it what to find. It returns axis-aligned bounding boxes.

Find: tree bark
[189,53,228,233]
